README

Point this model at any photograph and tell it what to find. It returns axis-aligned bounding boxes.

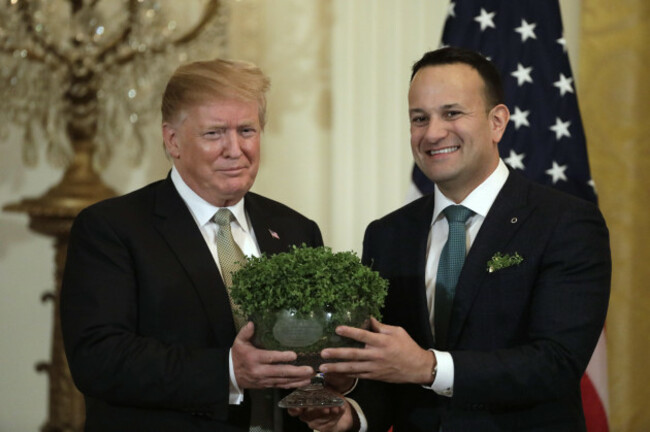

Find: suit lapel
[410,196,438,349]
[245,193,293,255]
[386,195,436,348]
[448,171,535,347]
[152,176,237,345]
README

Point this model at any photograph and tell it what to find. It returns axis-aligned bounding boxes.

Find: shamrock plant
[230,245,388,320]
[486,251,524,273]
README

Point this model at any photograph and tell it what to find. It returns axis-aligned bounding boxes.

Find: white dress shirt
[423,159,509,396]
[171,167,258,405]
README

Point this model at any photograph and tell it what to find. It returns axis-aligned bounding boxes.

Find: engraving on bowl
[272,313,324,347]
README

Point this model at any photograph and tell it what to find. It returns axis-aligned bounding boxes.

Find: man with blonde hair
[61,59,322,432]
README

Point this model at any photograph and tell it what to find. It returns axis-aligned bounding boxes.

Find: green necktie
[434,205,474,350]
[213,208,247,331]
[214,209,274,432]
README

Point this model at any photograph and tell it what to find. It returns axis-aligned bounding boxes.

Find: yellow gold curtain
[579,1,650,431]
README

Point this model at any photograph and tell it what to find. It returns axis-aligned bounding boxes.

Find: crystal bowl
[250,307,370,370]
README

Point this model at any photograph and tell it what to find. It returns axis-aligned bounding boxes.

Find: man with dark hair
[61,58,320,432]
[292,46,611,431]
[410,47,505,108]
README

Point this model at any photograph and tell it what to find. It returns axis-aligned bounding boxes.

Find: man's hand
[288,399,357,432]
[319,317,435,385]
[324,372,356,394]
[232,322,314,389]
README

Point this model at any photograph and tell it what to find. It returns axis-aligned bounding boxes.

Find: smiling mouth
[427,146,460,156]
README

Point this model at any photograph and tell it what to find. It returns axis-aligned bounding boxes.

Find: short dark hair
[411,46,505,108]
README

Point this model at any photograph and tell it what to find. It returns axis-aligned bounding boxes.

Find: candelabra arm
[16,0,70,65]
[95,0,139,65]
[174,0,221,45]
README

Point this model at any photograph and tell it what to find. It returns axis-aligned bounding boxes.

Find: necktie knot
[214,208,234,227]
[443,205,473,224]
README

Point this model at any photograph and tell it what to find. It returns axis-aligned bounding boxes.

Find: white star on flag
[505,149,526,170]
[514,19,537,42]
[474,8,496,31]
[510,106,531,129]
[588,179,597,194]
[511,63,533,86]
[557,36,567,52]
[553,73,574,96]
[545,161,568,183]
[448,2,456,18]
[549,117,572,140]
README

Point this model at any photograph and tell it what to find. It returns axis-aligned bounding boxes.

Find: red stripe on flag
[581,373,609,432]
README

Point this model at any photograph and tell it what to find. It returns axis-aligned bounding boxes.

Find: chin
[218,182,252,199]
[415,165,439,182]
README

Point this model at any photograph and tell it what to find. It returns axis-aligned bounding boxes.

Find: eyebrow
[408,108,427,116]
[237,120,258,127]
[440,103,463,110]
[201,119,258,129]
[409,103,464,115]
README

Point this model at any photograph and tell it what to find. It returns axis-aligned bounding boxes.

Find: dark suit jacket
[61,175,323,432]
[354,170,611,432]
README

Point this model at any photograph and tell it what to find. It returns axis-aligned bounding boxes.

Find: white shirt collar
[170,166,251,232]
[432,158,509,223]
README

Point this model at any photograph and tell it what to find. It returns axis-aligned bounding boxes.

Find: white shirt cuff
[229,348,244,404]
[341,377,359,396]
[422,349,454,397]
[346,397,368,432]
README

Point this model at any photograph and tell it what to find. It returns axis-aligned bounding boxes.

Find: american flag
[409,1,608,430]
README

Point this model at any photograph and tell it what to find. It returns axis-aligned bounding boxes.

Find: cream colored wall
[0,1,583,430]
[579,1,650,430]
[327,0,444,252]
[236,0,333,244]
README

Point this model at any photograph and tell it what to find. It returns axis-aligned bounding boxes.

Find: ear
[162,122,180,159]
[489,104,510,144]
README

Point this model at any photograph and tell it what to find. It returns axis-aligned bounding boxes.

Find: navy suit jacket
[355,169,611,432]
[61,175,323,432]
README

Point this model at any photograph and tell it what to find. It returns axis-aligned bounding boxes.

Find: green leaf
[486,251,524,273]
[230,245,388,319]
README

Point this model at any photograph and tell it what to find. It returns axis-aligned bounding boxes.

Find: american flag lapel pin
[268,229,280,240]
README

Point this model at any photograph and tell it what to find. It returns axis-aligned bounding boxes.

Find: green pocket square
[487,252,523,273]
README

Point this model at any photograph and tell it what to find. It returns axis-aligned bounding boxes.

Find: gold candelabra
[1,1,227,430]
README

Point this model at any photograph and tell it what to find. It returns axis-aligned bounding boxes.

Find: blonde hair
[161,58,271,128]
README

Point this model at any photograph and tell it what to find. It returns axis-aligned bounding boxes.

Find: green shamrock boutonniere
[487,252,523,273]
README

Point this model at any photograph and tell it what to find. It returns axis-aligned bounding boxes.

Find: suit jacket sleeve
[61,200,231,417]
[450,196,611,407]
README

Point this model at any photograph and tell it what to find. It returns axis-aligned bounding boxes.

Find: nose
[424,116,448,143]
[222,130,243,158]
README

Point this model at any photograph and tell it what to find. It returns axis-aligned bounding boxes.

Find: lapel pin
[510,217,518,224]
[268,229,280,240]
